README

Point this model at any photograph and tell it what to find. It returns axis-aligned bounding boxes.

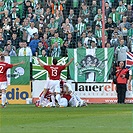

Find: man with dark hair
[0,55,24,108]
[37,57,74,107]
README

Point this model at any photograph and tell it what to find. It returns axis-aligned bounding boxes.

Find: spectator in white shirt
[27,22,38,43]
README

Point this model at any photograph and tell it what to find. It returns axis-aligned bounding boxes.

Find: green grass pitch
[0,104,133,133]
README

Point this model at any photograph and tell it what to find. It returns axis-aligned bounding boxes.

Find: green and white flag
[67,48,114,82]
[32,57,68,80]
[6,56,30,85]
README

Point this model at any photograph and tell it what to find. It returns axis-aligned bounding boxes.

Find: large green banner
[67,48,114,82]
[6,56,30,85]
[32,57,68,80]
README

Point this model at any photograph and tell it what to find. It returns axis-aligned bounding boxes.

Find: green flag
[32,57,68,80]
[67,48,114,82]
[6,56,30,85]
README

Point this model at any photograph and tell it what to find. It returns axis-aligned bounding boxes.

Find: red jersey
[0,61,13,82]
[116,67,129,84]
[63,94,71,101]
[43,65,66,80]
[39,89,52,99]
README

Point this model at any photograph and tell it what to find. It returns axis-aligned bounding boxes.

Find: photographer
[112,61,129,104]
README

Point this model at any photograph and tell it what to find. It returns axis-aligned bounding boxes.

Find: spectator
[94,8,102,22]
[118,16,131,42]
[90,0,99,26]
[110,32,120,49]
[18,41,32,79]
[41,49,47,57]
[116,1,127,20]
[48,17,58,34]
[16,41,23,56]
[65,18,74,33]
[60,40,69,57]
[89,40,97,49]
[29,33,40,56]
[105,2,111,21]
[127,35,133,52]
[66,33,76,48]
[41,33,50,53]
[35,41,47,57]
[20,18,29,39]
[74,17,86,42]
[77,40,84,48]
[23,1,33,18]
[63,24,73,40]
[44,7,52,24]
[105,42,111,48]
[115,39,129,67]
[95,24,108,48]
[112,26,123,37]
[0,32,5,51]
[35,2,44,21]
[68,9,77,26]
[50,32,64,47]
[124,4,133,23]
[84,31,97,48]
[109,7,121,25]
[11,32,21,49]
[48,0,63,15]
[4,43,17,56]
[80,32,86,45]
[54,10,64,29]
[127,22,133,39]
[2,50,9,56]
[2,17,11,40]
[35,15,47,37]
[18,41,32,61]
[79,3,90,26]
[10,6,20,25]
[49,32,63,57]
[0,1,6,22]
[69,0,81,17]
[3,10,11,24]
[27,21,38,43]
[105,17,117,40]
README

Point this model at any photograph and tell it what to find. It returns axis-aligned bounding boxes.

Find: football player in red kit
[37,57,74,107]
[0,55,24,108]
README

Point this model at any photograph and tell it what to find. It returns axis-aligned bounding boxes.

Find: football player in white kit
[60,80,87,107]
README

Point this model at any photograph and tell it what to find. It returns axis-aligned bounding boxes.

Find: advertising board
[32,80,133,104]
[0,85,31,104]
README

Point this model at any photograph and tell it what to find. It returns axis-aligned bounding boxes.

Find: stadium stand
[0,0,133,79]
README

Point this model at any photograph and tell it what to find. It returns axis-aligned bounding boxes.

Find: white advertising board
[32,80,133,104]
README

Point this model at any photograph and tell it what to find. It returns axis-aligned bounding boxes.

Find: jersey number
[0,66,4,73]
[52,69,57,76]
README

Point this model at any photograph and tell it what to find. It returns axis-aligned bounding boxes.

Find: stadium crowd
[0,0,133,76]
[1,0,133,107]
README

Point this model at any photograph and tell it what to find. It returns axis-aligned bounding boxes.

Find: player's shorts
[59,98,68,107]
[44,80,61,93]
[0,82,7,90]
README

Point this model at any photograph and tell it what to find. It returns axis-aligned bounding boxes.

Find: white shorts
[0,82,8,90]
[44,80,61,93]
[59,98,68,107]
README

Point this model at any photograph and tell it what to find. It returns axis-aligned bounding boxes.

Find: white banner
[32,80,133,104]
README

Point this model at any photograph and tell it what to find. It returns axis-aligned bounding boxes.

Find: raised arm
[12,61,24,67]
[37,58,44,67]
[65,58,74,67]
